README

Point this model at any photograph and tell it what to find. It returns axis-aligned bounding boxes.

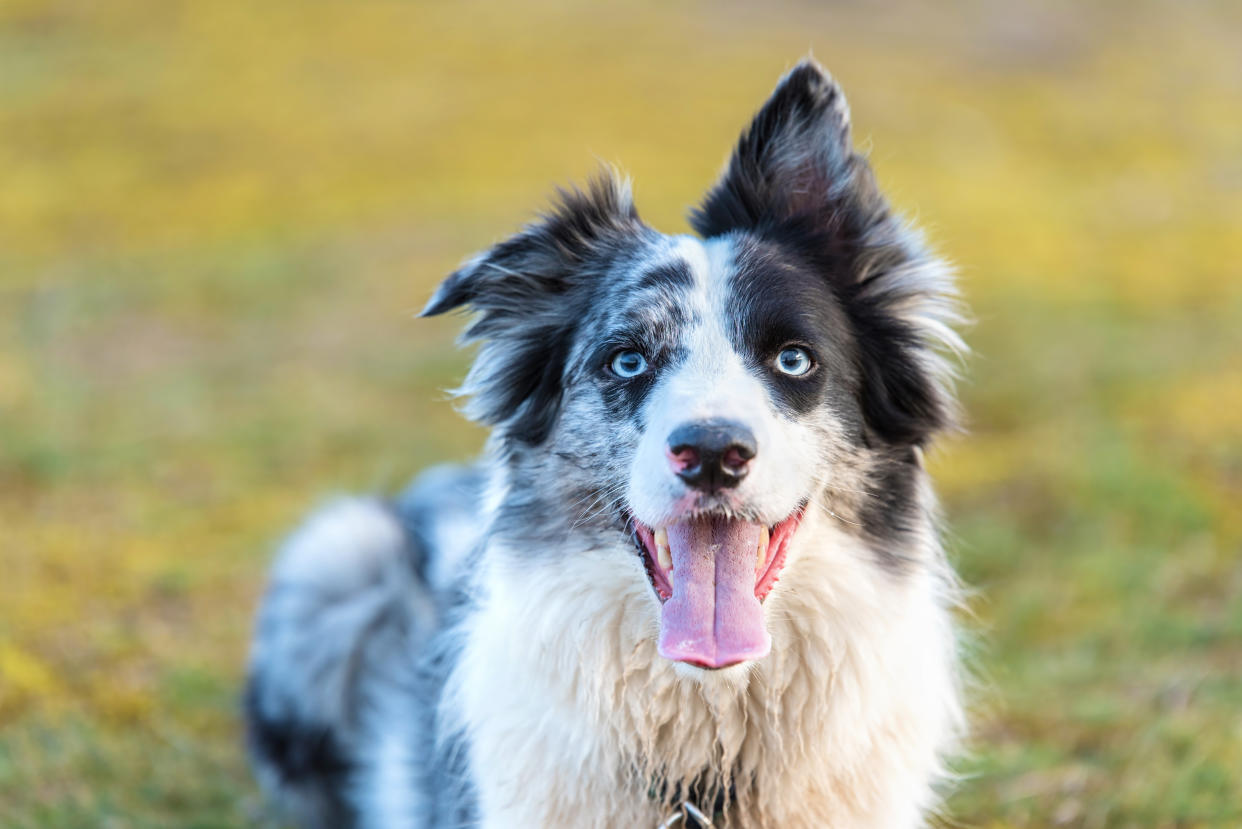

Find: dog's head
[423,59,963,671]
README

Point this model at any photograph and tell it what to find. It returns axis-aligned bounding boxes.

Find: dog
[245,58,968,828]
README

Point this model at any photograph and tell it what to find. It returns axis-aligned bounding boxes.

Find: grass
[1,0,1239,825]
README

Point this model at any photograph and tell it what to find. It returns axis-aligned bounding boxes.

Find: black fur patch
[689,60,855,237]
[690,58,952,446]
[595,349,664,422]
[724,236,861,423]
[842,278,948,446]
[859,446,923,566]
[421,176,641,318]
[497,325,578,445]
[633,261,695,294]
[244,679,354,824]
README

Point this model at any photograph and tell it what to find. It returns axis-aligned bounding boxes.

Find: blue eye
[610,350,649,378]
[775,346,813,377]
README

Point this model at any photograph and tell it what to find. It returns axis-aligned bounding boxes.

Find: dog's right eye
[609,350,649,378]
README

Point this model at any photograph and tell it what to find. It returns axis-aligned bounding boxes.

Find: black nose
[666,419,757,492]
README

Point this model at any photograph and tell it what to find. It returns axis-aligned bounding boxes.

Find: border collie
[246,58,968,828]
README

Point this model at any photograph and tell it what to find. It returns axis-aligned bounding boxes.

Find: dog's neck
[453,507,960,827]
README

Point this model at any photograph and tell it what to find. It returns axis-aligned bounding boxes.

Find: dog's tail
[244,497,429,826]
[244,465,485,827]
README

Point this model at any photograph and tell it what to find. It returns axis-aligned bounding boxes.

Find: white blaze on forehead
[674,234,714,297]
[626,235,818,527]
[664,235,759,423]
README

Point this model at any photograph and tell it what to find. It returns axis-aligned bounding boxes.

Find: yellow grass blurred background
[1,0,1239,825]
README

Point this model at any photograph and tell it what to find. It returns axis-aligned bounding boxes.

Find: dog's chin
[626,502,805,671]
[670,657,754,686]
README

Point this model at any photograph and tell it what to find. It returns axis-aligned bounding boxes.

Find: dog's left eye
[609,350,649,378]
[775,346,813,377]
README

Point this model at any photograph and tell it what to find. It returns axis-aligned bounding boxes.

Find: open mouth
[628,506,805,669]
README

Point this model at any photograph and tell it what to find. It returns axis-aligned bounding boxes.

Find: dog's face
[423,60,962,670]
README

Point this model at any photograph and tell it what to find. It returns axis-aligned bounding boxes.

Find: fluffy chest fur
[453,510,961,828]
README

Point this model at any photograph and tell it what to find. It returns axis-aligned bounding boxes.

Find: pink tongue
[657,517,770,668]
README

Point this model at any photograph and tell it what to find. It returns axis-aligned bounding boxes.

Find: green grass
[2,0,1240,825]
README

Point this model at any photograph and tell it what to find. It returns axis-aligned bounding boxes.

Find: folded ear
[693,59,966,446]
[422,173,639,319]
[421,173,642,445]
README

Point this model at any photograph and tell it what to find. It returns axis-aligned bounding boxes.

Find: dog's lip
[632,522,673,600]
[627,504,805,604]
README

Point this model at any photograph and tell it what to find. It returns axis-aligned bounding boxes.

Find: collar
[658,800,716,828]
[648,775,730,828]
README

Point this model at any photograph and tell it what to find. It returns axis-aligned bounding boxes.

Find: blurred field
[1,0,1240,825]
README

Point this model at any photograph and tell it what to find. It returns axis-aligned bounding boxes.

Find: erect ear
[421,172,642,446]
[690,58,862,237]
[693,59,966,446]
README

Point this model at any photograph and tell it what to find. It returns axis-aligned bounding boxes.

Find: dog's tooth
[657,543,672,571]
[756,525,770,571]
[658,547,672,571]
[655,527,672,570]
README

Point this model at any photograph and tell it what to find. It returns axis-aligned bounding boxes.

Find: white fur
[453,508,961,827]
[268,497,408,589]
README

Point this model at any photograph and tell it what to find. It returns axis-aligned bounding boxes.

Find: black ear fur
[421,175,639,320]
[421,173,643,445]
[690,58,858,237]
[693,59,960,446]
